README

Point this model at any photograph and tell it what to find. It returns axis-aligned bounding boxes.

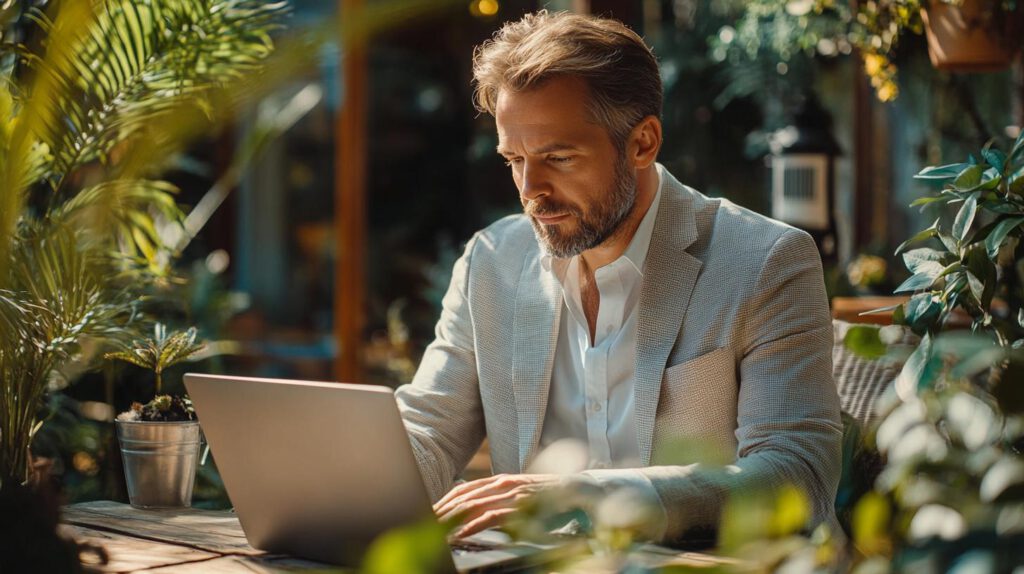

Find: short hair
[472,10,662,151]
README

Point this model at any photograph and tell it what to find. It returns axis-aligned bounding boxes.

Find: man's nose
[519,161,549,202]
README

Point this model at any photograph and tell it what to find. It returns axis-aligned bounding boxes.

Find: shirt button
[591,402,602,413]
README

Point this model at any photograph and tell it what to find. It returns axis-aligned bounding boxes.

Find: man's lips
[532,213,570,224]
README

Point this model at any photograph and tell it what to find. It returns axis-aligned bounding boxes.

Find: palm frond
[104,349,154,369]
[0,217,138,480]
[52,179,184,273]
[17,0,289,191]
[0,0,97,271]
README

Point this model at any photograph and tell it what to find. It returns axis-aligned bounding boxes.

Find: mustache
[525,200,579,218]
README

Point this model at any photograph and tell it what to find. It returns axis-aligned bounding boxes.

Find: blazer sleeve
[637,229,843,543]
[394,234,486,502]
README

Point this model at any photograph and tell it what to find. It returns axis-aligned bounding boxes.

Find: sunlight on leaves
[908,504,965,542]
[719,484,810,552]
[945,392,999,451]
[853,492,891,556]
[980,457,1024,504]
[843,325,886,360]
[360,516,451,574]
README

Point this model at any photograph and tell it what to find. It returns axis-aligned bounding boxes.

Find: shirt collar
[540,165,664,276]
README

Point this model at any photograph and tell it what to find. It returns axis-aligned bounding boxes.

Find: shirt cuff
[580,468,669,541]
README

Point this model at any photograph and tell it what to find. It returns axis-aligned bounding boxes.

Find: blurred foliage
[844,328,1024,571]
[711,1,1020,103]
[847,254,889,291]
[360,515,453,574]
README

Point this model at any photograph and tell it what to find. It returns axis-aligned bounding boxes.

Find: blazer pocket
[653,348,739,463]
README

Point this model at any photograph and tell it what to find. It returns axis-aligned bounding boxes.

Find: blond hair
[472,11,662,150]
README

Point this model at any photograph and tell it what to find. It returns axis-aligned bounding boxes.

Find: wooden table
[62,501,737,573]
[62,501,330,572]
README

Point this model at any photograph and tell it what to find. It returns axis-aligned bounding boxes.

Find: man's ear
[627,116,662,169]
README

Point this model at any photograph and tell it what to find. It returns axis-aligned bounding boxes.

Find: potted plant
[107,325,205,508]
[921,0,1024,71]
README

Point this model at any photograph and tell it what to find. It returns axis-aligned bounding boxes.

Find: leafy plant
[892,131,1024,348]
[105,324,205,395]
[839,130,1024,570]
[0,0,287,484]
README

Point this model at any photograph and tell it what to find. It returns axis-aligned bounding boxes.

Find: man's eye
[504,158,522,167]
[549,156,573,163]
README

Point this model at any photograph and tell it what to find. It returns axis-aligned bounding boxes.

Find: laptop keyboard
[451,540,502,554]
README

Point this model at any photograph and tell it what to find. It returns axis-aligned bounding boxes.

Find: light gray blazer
[395,167,843,542]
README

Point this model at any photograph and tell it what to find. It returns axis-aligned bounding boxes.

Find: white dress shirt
[538,166,667,533]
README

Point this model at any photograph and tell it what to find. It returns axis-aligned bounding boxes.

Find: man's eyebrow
[496,142,581,156]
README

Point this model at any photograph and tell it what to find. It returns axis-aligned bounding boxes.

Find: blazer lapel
[511,251,562,470]
[635,172,703,465]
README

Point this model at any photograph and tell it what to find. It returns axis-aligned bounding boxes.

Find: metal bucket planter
[116,420,201,508]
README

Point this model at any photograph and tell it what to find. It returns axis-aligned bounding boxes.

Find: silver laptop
[184,373,564,572]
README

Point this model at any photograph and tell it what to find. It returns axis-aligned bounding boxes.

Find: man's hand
[433,473,563,538]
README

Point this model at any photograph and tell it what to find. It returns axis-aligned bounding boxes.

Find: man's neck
[579,164,659,271]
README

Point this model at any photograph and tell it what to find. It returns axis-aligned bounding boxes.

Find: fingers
[434,474,501,511]
[434,474,557,537]
[438,487,525,523]
[434,474,511,517]
[453,507,518,539]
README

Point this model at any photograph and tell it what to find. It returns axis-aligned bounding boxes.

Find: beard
[526,155,637,259]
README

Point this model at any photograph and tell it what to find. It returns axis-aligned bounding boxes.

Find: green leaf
[859,303,904,317]
[979,168,1002,190]
[982,148,1007,173]
[938,230,960,255]
[966,271,985,306]
[910,195,947,209]
[903,293,941,332]
[895,332,933,396]
[952,193,978,242]
[1010,129,1024,164]
[895,219,940,255]
[982,200,1024,214]
[965,246,998,309]
[939,261,963,278]
[1009,165,1024,195]
[985,216,1024,260]
[915,162,969,181]
[902,248,947,275]
[843,325,886,360]
[953,164,983,191]
[894,271,940,294]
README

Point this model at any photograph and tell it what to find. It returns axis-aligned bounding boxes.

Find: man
[395,11,842,545]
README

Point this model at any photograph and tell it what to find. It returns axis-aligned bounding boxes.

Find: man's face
[495,77,637,259]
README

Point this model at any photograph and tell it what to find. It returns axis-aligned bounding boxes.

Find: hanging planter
[921,0,1021,71]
